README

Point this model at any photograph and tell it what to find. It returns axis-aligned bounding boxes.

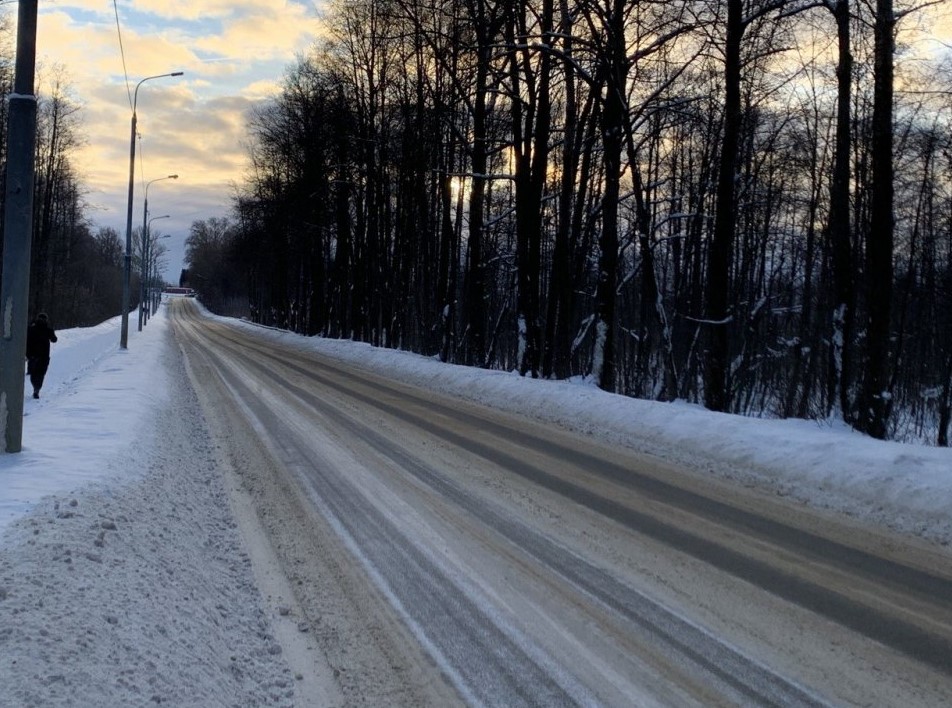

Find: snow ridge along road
[169,299,952,706]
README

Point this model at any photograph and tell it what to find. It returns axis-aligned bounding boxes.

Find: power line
[112,0,132,110]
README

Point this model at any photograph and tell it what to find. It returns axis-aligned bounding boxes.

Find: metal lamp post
[143,216,169,327]
[138,175,177,331]
[120,71,183,350]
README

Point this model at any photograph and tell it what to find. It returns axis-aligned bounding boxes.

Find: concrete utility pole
[120,72,182,349]
[0,0,39,453]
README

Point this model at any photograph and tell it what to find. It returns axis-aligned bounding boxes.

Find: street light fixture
[120,71,184,349]
[138,175,178,331]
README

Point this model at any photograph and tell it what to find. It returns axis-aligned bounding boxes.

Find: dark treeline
[195,0,952,444]
[0,17,128,329]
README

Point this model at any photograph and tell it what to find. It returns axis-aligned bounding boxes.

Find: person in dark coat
[26,313,57,399]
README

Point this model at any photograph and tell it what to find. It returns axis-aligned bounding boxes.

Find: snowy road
[171,299,952,706]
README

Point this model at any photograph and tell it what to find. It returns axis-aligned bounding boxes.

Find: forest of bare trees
[190,0,952,444]
[0,17,133,329]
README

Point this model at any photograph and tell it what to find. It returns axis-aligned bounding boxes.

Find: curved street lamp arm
[133,72,184,112]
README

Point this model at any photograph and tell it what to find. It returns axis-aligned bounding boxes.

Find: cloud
[42,0,310,26]
[27,0,322,273]
[75,83,261,229]
[242,78,285,100]
[190,8,316,60]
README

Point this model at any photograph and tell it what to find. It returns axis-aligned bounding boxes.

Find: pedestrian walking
[26,313,57,399]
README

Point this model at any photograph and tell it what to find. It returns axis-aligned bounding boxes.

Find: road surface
[170,298,952,707]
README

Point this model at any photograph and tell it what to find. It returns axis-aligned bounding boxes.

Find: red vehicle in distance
[163,286,196,297]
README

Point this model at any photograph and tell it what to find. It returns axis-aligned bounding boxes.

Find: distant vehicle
[164,286,196,297]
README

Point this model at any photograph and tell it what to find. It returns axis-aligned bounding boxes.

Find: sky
[20,0,324,281]
[0,299,950,703]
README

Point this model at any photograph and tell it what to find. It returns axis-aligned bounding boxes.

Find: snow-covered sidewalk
[0,310,296,706]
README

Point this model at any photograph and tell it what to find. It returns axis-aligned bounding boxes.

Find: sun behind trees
[195,0,952,445]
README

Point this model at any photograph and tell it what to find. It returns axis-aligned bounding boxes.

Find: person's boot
[32,388,39,399]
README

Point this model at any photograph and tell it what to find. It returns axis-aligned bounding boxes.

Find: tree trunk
[856,0,895,439]
[592,0,626,392]
[511,0,552,378]
[542,0,577,380]
[827,0,856,422]
[462,16,492,367]
[938,347,952,447]
[704,0,743,412]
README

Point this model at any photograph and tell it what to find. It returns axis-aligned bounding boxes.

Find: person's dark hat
[36,313,48,321]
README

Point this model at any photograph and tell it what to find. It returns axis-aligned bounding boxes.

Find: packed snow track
[170,298,952,707]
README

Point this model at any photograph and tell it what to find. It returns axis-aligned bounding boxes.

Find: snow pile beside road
[222,313,952,547]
